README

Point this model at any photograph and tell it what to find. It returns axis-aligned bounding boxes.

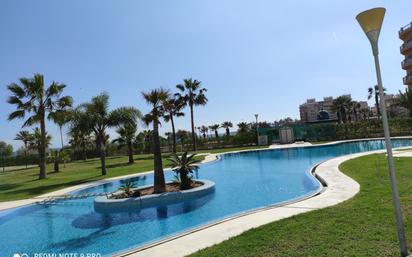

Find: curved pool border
[1,136,412,257]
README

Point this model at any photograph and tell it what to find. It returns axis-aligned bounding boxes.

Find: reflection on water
[73,193,215,229]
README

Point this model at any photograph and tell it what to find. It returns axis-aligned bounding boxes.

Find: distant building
[370,94,409,118]
[299,96,338,123]
[399,21,412,90]
[299,95,370,123]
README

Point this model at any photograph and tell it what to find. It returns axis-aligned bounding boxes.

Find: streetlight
[357,7,409,257]
[254,114,259,145]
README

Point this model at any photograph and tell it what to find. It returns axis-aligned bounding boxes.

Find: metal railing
[402,57,412,68]
[403,74,412,84]
[399,22,412,36]
[400,40,412,52]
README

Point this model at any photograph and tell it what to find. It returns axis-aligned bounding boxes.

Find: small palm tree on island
[176,78,208,151]
[14,130,33,168]
[7,74,72,179]
[221,121,233,137]
[169,152,199,190]
[142,88,170,193]
[162,96,185,153]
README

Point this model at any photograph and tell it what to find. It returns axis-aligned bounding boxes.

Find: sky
[0,0,411,150]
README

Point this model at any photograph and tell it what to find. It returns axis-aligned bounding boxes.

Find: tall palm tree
[368,85,386,118]
[14,130,33,168]
[176,78,208,151]
[80,93,126,175]
[7,74,71,179]
[111,107,142,164]
[48,97,73,150]
[221,121,233,137]
[209,124,220,138]
[397,88,412,118]
[68,107,92,161]
[142,88,170,193]
[162,96,185,153]
[351,101,362,122]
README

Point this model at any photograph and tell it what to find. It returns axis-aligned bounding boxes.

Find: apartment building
[399,21,412,90]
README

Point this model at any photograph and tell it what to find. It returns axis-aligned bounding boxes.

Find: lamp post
[255,114,259,145]
[357,7,409,257]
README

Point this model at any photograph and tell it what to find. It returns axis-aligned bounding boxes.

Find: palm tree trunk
[59,125,66,168]
[127,139,134,164]
[170,115,177,153]
[39,112,47,179]
[153,120,166,193]
[99,139,107,175]
[226,128,230,137]
[215,130,218,138]
[24,142,28,169]
[375,93,380,118]
[190,104,196,151]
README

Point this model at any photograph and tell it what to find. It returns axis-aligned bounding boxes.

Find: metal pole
[373,48,409,257]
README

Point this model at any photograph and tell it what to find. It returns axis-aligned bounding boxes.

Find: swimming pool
[1,139,412,257]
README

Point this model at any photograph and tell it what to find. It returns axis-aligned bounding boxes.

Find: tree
[221,121,233,137]
[200,126,209,139]
[7,74,72,179]
[0,141,13,172]
[48,96,73,150]
[142,88,170,193]
[30,128,52,159]
[169,152,199,190]
[176,130,189,151]
[162,96,185,153]
[80,93,127,175]
[352,101,362,122]
[368,85,386,119]
[237,122,250,133]
[111,107,142,164]
[176,78,208,151]
[14,130,33,168]
[68,107,92,161]
[209,124,220,138]
[397,88,412,118]
[332,95,352,123]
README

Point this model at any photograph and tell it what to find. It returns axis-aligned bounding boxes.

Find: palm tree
[176,130,189,151]
[68,107,92,161]
[48,97,73,150]
[368,85,386,118]
[48,150,61,172]
[162,96,185,153]
[352,101,362,122]
[30,128,52,161]
[209,124,220,138]
[142,88,170,193]
[169,152,199,190]
[200,126,209,139]
[332,95,352,123]
[111,107,142,164]
[80,93,126,175]
[14,130,33,168]
[237,122,250,133]
[221,121,233,137]
[397,88,412,118]
[7,74,71,179]
[176,78,208,151]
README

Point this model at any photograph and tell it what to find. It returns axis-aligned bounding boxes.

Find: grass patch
[190,154,412,257]
[0,145,268,202]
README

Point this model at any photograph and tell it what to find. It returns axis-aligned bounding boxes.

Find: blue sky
[0,0,410,149]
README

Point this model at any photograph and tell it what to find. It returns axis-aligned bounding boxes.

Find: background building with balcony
[399,21,412,90]
[299,95,369,123]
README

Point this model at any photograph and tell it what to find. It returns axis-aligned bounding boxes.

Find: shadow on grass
[0,175,103,198]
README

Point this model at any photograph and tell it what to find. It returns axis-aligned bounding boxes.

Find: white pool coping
[1,137,412,257]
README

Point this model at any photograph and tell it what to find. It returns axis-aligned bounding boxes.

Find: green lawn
[0,145,268,202]
[191,154,412,257]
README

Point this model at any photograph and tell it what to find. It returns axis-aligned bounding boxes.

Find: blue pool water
[1,139,412,256]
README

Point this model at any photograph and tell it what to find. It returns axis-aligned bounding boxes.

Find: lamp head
[356,7,385,47]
